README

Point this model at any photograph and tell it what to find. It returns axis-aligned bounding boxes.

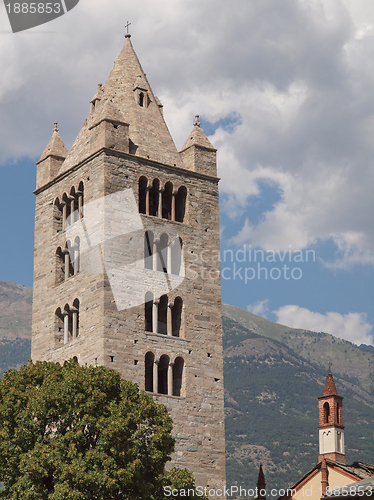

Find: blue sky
[0,0,373,345]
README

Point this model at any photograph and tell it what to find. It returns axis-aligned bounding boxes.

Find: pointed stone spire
[58,34,181,175]
[256,464,266,500]
[180,115,217,176]
[181,115,216,152]
[38,122,68,163]
[36,122,68,190]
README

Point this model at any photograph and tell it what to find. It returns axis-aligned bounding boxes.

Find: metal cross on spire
[125,21,131,34]
[328,361,332,374]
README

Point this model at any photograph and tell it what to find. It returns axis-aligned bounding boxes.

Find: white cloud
[0,0,374,268]
[274,304,374,346]
[247,299,270,318]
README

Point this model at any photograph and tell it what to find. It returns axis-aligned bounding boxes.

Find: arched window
[62,193,70,229]
[158,295,168,334]
[337,403,340,424]
[55,308,64,344]
[72,299,80,339]
[139,92,144,107]
[139,176,148,214]
[149,179,159,217]
[69,187,78,224]
[173,357,184,396]
[171,237,183,275]
[145,292,153,332]
[144,231,153,270]
[55,247,64,284]
[158,355,169,395]
[77,181,84,218]
[145,352,154,392]
[66,241,74,277]
[323,402,330,424]
[172,297,183,337]
[162,182,173,220]
[54,198,63,232]
[62,304,72,344]
[157,234,168,273]
[175,186,187,223]
[73,237,80,274]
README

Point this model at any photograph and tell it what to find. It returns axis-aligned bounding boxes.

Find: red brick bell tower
[318,368,346,464]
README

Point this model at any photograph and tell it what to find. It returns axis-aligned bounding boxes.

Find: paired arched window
[138,177,187,223]
[55,299,80,344]
[54,181,84,232]
[144,352,184,396]
[55,238,81,284]
[144,293,183,337]
[144,231,183,275]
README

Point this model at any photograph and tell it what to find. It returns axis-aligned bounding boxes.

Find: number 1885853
[6,3,62,14]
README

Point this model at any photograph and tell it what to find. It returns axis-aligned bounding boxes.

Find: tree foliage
[0,360,197,500]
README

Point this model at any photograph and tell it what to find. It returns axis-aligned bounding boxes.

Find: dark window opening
[175,186,187,223]
[158,295,168,335]
[149,180,159,217]
[172,297,183,337]
[173,357,184,396]
[139,176,147,214]
[145,352,154,392]
[162,182,173,220]
[324,402,330,424]
[158,355,169,395]
[145,292,153,332]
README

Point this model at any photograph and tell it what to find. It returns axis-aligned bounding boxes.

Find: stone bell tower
[318,370,346,464]
[31,32,226,490]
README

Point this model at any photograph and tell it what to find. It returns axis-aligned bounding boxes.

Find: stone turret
[180,115,217,176]
[36,122,68,190]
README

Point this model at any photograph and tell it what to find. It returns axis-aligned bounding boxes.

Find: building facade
[31,33,226,490]
[279,372,374,500]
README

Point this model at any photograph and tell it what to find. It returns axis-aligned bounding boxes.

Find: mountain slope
[223,304,374,393]
[0,281,32,339]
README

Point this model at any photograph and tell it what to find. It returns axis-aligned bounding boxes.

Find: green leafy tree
[0,360,200,500]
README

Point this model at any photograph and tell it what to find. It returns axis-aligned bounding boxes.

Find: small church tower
[318,369,346,464]
[31,31,226,491]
